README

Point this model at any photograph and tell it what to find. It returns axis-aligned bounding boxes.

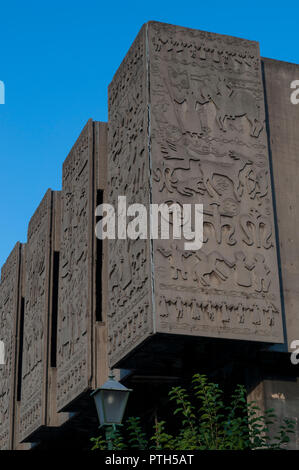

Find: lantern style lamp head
[91,374,132,428]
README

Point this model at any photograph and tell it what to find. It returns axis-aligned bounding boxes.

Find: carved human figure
[237,303,245,324]
[175,298,184,320]
[167,66,207,136]
[206,301,215,321]
[159,295,170,318]
[203,202,236,246]
[253,253,270,293]
[264,304,277,326]
[221,301,230,323]
[181,299,194,322]
[252,304,262,325]
[190,299,201,321]
[234,251,254,287]
[240,208,272,249]
[157,244,191,281]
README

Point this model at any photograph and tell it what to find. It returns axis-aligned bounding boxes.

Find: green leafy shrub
[91,373,295,450]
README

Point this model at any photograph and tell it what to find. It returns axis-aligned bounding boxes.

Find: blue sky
[0,0,298,268]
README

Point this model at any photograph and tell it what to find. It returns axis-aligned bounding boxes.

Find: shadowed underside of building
[1,22,299,450]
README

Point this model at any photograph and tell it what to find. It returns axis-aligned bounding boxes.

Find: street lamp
[91,373,132,449]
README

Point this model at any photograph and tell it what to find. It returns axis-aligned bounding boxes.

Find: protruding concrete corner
[107,21,284,369]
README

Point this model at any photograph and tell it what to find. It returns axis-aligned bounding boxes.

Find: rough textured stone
[107,22,284,368]
[0,243,22,449]
[263,58,299,352]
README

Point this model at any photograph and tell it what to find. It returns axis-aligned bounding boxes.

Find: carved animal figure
[198,77,264,137]
[189,250,235,287]
[172,175,206,197]
[159,139,252,202]
[198,150,253,201]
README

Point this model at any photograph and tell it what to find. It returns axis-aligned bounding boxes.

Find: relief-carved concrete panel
[149,22,283,343]
[107,27,153,366]
[108,21,284,367]
[20,190,53,442]
[0,244,21,449]
[57,120,94,411]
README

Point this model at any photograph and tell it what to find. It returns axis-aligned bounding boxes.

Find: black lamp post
[91,373,132,449]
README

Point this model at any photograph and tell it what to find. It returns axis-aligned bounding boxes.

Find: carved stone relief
[149,22,283,342]
[108,22,283,366]
[19,191,52,442]
[107,26,153,366]
[56,121,93,411]
[0,244,21,449]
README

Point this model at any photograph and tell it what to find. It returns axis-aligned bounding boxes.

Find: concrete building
[0,22,299,450]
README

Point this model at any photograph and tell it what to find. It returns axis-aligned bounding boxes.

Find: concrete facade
[0,243,22,449]
[107,22,284,368]
[262,58,299,352]
[0,22,299,449]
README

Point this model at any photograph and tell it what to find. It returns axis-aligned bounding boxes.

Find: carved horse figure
[157,138,253,202]
[197,76,264,137]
